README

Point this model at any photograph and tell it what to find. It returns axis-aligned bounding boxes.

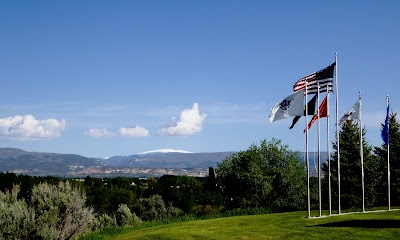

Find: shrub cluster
[0,182,95,240]
[0,182,185,239]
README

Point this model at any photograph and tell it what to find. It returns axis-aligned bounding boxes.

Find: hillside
[0,148,236,177]
[101,152,236,168]
[0,148,327,177]
[0,148,102,176]
[81,210,400,240]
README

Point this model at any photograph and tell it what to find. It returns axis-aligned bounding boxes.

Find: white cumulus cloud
[86,125,150,138]
[118,125,149,137]
[158,103,207,136]
[85,128,115,138]
[0,115,65,140]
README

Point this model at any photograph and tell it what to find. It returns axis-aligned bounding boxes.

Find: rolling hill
[0,148,327,177]
[0,148,236,176]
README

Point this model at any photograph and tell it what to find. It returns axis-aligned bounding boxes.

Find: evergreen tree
[322,120,379,210]
[374,113,400,206]
[203,167,223,207]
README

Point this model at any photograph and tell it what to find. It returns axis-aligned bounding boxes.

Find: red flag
[304,95,328,132]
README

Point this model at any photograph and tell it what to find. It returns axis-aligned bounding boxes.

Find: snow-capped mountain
[139,148,193,154]
[102,150,235,168]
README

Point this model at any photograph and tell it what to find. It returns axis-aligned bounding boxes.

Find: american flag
[293,63,336,94]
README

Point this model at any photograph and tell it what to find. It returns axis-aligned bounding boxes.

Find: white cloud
[85,128,115,138]
[118,125,149,137]
[158,103,207,136]
[0,115,65,140]
[86,125,150,138]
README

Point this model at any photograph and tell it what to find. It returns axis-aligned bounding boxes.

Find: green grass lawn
[83,210,400,240]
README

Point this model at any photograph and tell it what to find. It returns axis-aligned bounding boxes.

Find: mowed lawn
[86,210,400,240]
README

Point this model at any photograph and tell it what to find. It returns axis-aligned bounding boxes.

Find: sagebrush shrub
[116,203,141,226]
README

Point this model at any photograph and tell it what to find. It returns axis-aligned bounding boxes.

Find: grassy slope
[85,210,400,240]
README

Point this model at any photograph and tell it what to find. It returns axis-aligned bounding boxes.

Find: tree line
[0,112,399,239]
[321,112,400,209]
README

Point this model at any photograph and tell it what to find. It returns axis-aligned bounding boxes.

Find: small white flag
[339,99,361,125]
[269,90,305,123]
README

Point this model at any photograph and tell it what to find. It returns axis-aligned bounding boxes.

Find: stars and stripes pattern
[293,63,336,94]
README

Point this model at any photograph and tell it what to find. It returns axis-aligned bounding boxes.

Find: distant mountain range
[0,148,328,177]
[0,148,236,177]
[0,148,101,176]
[101,152,236,168]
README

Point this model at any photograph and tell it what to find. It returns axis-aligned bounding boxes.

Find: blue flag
[381,104,390,146]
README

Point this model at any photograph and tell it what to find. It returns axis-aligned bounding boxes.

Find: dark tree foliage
[322,120,379,210]
[0,172,61,202]
[84,176,138,215]
[157,175,202,214]
[0,172,17,191]
[216,139,306,212]
[374,113,400,206]
[203,167,223,207]
[0,173,222,217]
[109,176,134,188]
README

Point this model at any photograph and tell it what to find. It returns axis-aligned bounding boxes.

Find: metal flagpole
[335,53,341,214]
[360,92,365,212]
[387,95,390,210]
[327,87,332,215]
[317,84,322,217]
[306,81,311,218]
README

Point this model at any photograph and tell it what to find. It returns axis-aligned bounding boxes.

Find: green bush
[135,194,167,221]
[193,204,219,216]
[166,203,185,218]
[217,139,306,211]
[96,213,117,228]
[116,204,141,226]
[0,185,35,240]
[31,181,96,239]
[0,181,96,240]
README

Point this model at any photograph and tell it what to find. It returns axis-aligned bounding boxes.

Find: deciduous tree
[217,139,306,211]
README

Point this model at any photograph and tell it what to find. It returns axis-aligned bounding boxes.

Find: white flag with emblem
[339,99,361,125]
[269,90,305,123]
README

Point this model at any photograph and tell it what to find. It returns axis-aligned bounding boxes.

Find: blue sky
[0,1,399,158]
